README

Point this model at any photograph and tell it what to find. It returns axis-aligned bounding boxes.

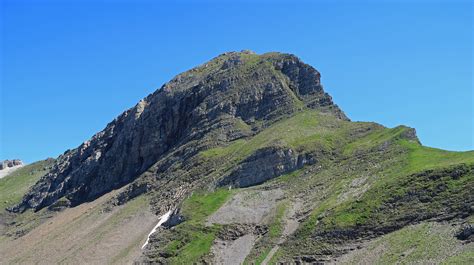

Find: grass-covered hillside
[142,108,473,264]
[1,110,471,264]
[144,189,233,263]
[0,159,55,212]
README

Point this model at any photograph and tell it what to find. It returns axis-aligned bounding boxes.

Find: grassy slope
[199,109,473,263]
[199,110,377,263]
[158,189,232,264]
[280,125,473,262]
[201,110,378,163]
[0,159,54,211]
[319,141,474,230]
[339,222,474,264]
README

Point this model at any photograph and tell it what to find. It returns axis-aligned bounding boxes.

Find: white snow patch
[0,164,24,179]
[141,210,172,249]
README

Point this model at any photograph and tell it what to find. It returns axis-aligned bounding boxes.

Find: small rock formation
[456,224,474,242]
[218,147,315,188]
[0,159,23,170]
[161,208,185,228]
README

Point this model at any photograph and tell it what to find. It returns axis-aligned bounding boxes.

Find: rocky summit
[0,51,473,264]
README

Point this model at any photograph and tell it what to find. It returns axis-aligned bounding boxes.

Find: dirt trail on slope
[0,191,156,265]
[262,199,303,265]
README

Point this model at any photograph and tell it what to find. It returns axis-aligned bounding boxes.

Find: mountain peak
[162,51,347,118]
[12,51,347,213]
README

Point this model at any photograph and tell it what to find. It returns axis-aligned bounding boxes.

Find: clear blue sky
[1,0,472,163]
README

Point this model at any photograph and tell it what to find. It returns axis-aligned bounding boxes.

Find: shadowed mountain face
[4,51,472,264]
[12,51,347,213]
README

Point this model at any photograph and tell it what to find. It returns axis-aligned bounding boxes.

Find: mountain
[1,51,472,264]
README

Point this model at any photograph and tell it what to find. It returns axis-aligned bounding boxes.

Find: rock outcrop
[218,147,315,188]
[0,159,23,170]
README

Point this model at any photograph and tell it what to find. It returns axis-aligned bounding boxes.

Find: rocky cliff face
[218,146,315,188]
[12,51,347,213]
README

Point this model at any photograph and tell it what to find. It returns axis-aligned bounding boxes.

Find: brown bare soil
[0,192,156,265]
